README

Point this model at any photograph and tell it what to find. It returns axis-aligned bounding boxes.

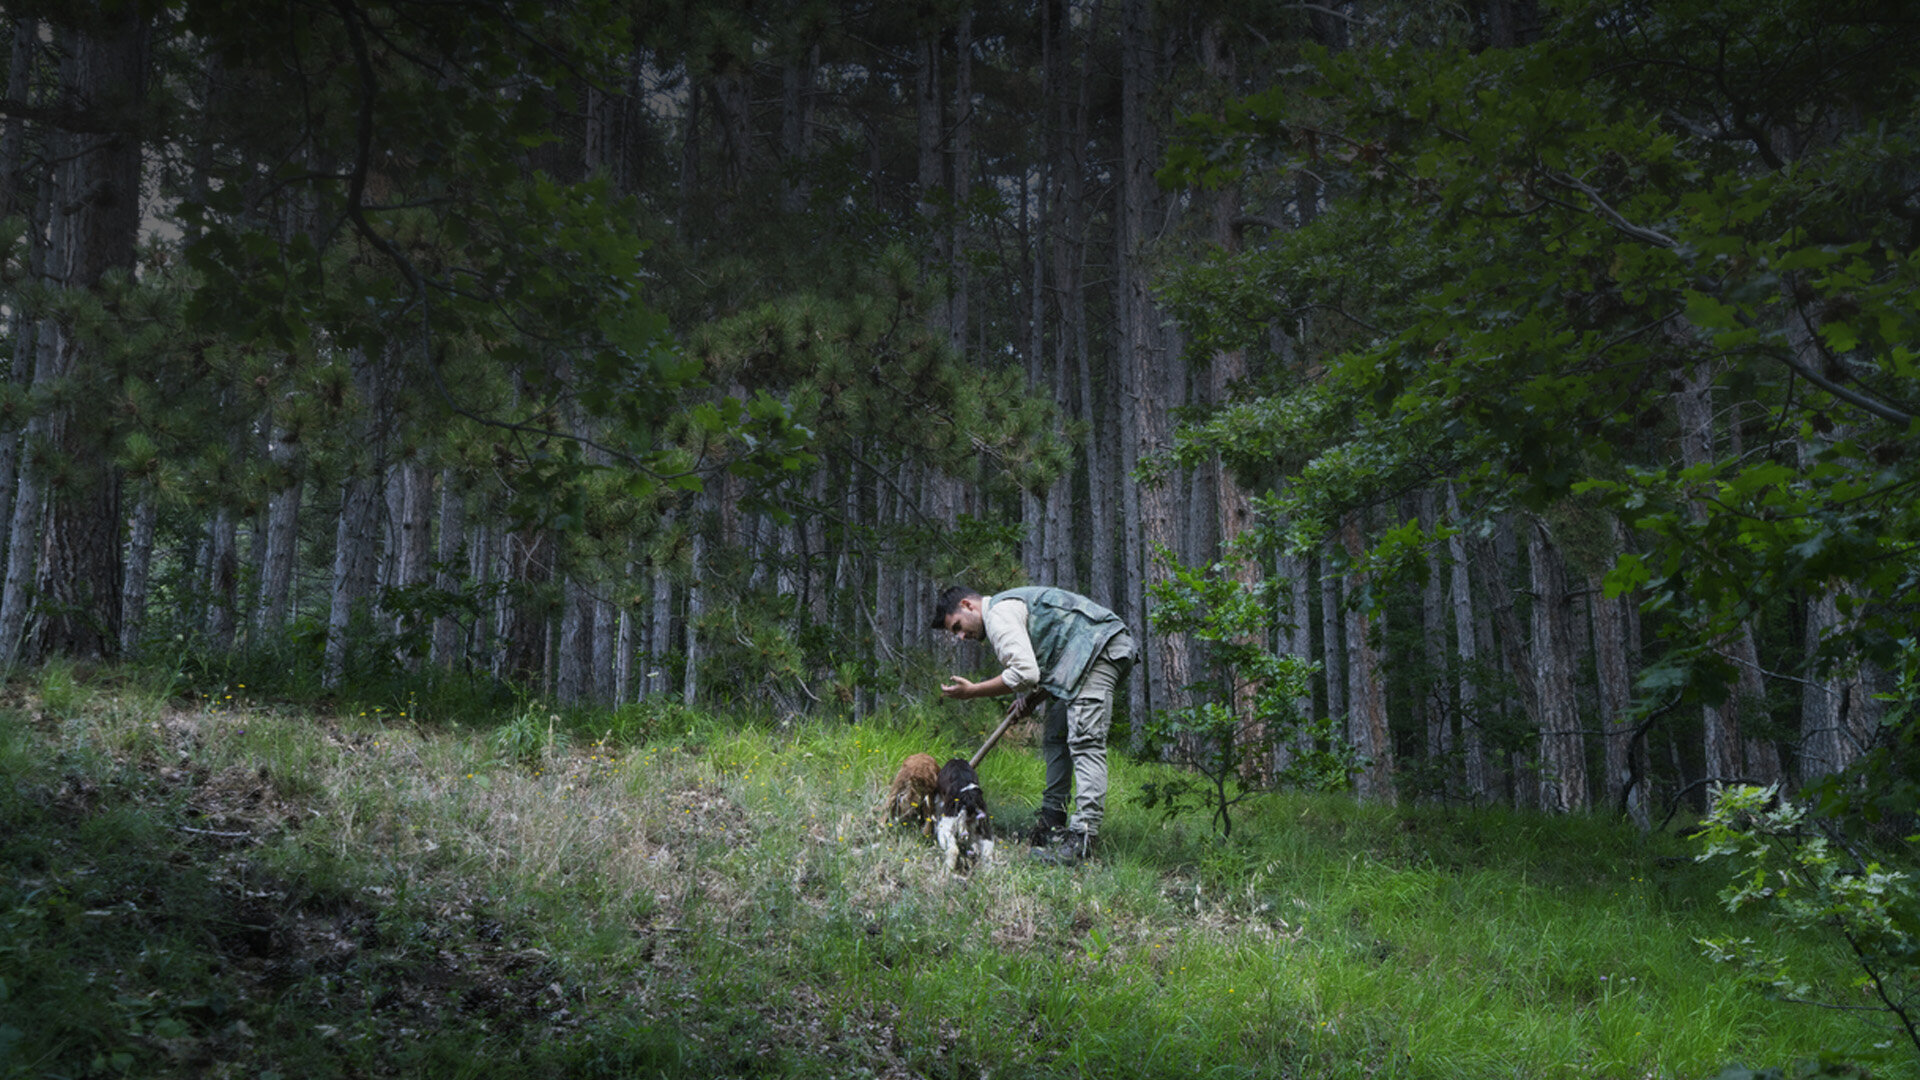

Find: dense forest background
[3,0,1916,827]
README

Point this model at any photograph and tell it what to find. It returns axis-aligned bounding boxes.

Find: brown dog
[879,753,940,835]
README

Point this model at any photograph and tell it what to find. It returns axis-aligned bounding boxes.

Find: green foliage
[151,0,806,546]
[1,680,1889,1079]
[488,703,571,767]
[1697,782,1920,1062]
[1158,0,1920,699]
[32,659,85,721]
[1138,549,1350,838]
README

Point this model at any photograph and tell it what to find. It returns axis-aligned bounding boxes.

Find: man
[931,584,1134,865]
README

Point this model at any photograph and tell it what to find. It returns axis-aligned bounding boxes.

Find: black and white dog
[933,757,995,871]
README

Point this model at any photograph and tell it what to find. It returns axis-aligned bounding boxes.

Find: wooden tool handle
[968,698,1026,769]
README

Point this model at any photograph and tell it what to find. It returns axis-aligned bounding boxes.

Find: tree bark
[1061,0,1110,608]
[20,12,147,663]
[1420,490,1450,781]
[1276,544,1315,775]
[949,10,972,356]
[254,471,304,640]
[204,508,238,651]
[556,575,592,704]
[1477,512,1530,806]
[1445,484,1486,800]
[383,460,431,663]
[500,527,551,687]
[466,521,495,676]
[1120,0,1188,722]
[593,584,616,703]
[0,18,32,219]
[1676,362,1744,785]
[323,472,381,688]
[683,506,705,706]
[1341,512,1393,803]
[1592,516,1647,826]
[779,44,818,215]
[647,514,675,699]
[0,20,37,578]
[119,484,156,656]
[1319,541,1345,728]
[1527,515,1588,812]
[430,468,464,668]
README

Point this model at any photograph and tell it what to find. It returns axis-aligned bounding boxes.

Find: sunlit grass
[0,670,1903,1080]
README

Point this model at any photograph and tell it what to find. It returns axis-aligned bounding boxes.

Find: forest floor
[0,672,1901,1079]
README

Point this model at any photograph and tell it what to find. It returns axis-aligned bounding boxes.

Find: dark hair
[930,585,981,629]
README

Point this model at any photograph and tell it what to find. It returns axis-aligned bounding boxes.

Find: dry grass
[0,673,1902,1080]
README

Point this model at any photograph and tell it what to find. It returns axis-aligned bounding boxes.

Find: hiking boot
[1032,829,1095,866]
[1028,808,1068,847]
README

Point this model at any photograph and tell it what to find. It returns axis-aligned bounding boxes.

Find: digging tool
[968,695,1038,769]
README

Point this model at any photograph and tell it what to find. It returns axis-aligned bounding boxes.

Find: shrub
[1137,550,1353,838]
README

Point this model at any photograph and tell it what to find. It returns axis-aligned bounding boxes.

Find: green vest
[989,586,1131,699]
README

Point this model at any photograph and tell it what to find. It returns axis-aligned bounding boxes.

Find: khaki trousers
[1039,645,1127,837]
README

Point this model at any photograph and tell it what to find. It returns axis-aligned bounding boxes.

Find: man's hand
[1013,690,1050,719]
[941,675,982,700]
[942,673,1013,702]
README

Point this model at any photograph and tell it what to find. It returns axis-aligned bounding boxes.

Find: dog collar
[960,783,980,794]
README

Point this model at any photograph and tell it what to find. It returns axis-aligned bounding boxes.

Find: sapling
[1137,550,1352,838]
[1696,782,1920,1061]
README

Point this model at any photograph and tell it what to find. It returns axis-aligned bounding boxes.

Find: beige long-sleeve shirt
[983,595,1040,691]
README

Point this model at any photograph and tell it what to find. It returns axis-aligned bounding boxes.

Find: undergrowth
[0,663,1901,1079]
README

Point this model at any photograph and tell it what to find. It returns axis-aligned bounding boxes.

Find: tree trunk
[1593,516,1647,826]
[1676,362,1744,785]
[1799,590,1866,783]
[1528,515,1588,812]
[430,468,464,667]
[1446,484,1486,800]
[383,460,431,663]
[0,20,37,577]
[501,527,551,686]
[614,548,636,703]
[1477,512,1531,806]
[1319,541,1345,728]
[1420,490,1450,781]
[593,586,616,704]
[0,167,51,665]
[683,511,705,707]
[648,523,674,699]
[1277,545,1315,775]
[556,575,592,704]
[323,473,381,688]
[21,12,147,663]
[323,342,396,687]
[120,484,157,656]
[204,508,238,651]
[874,462,899,664]
[467,521,495,675]
[1341,513,1393,803]
[949,10,972,355]
[254,472,303,640]
[1120,0,1188,721]
[1063,1,1109,608]
[916,29,945,262]
[0,18,32,219]
[779,44,818,215]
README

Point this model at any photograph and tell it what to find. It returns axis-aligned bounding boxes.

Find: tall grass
[0,670,1901,1080]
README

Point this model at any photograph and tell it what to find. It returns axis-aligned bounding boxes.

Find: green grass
[0,668,1905,1079]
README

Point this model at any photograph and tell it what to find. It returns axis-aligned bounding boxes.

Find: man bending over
[932,585,1134,865]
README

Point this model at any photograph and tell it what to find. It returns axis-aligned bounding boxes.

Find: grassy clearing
[0,668,1902,1079]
